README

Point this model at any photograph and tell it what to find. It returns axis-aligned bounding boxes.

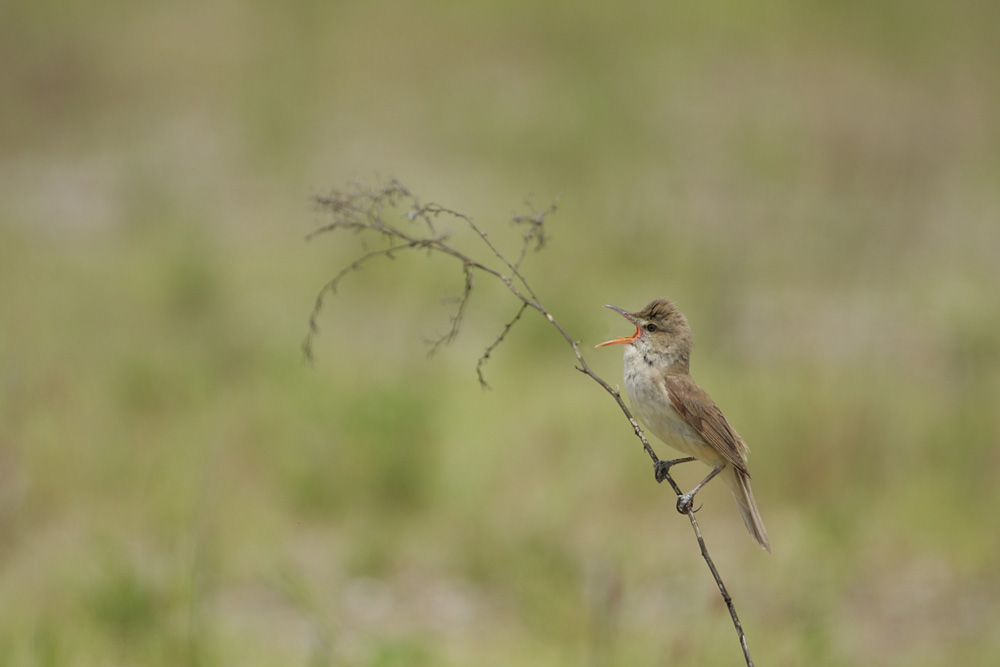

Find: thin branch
[304,179,756,666]
[511,195,557,271]
[303,240,418,362]
[476,302,529,389]
[686,510,755,667]
[427,260,475,356]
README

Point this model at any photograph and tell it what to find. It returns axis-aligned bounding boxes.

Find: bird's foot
[676,493,701,515]
[653,457,695,484]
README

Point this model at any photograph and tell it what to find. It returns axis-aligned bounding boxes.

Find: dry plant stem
[305,179,754,667]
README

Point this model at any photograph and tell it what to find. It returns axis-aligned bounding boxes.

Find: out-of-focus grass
[2,0,999,664]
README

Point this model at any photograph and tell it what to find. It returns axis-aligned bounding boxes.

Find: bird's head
[596,298,693,372]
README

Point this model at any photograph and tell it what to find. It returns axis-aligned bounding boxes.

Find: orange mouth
[595,304,639,347]
[595,326,639,347]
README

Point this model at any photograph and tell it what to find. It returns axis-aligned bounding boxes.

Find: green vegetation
[2,1,998,664]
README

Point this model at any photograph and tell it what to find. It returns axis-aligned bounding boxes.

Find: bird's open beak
[595,304,640,347]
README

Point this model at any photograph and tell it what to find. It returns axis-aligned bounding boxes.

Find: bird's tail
[724,467,771,553]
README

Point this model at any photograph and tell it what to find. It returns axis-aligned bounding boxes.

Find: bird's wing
[661,374,750,476]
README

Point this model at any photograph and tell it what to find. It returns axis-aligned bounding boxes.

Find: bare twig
[427,260,475,356]
[511,195,556,270]
[304,178,756,666]
[476,302,528,389]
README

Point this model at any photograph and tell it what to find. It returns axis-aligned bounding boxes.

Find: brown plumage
[597,298,771,552]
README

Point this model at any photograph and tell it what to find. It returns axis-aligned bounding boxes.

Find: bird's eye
[644,323,658,332]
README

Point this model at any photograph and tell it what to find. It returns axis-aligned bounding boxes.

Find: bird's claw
[653,457,696,484]
[676,493,698,514]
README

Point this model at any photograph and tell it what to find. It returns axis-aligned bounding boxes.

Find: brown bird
[597,298,770,552]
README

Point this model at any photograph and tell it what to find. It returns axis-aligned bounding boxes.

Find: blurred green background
[2,0,999,665]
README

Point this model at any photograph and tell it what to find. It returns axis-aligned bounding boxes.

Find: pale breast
[622,349,722,463]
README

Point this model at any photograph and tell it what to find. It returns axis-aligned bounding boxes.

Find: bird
[597,298,770,552]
